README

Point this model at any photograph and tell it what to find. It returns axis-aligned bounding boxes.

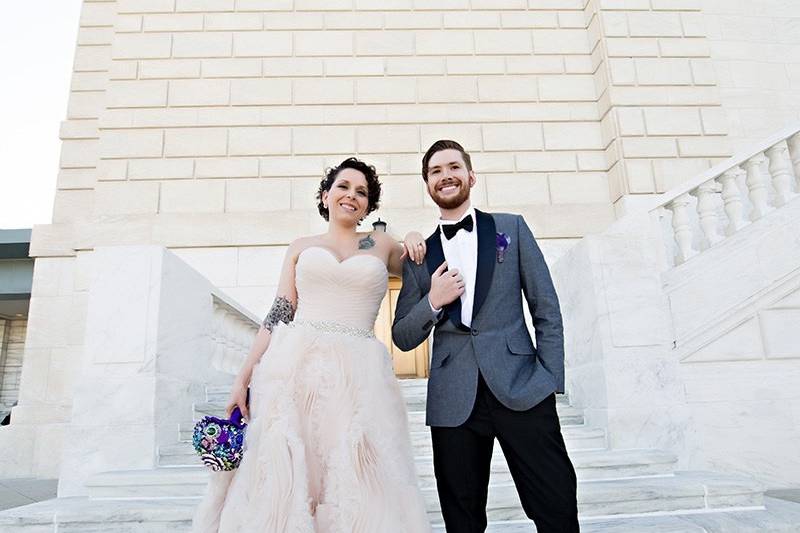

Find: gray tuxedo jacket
[391,210,564,428]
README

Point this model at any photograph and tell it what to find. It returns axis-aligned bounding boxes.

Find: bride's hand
[226,378,250,422]
[402,231,426,265]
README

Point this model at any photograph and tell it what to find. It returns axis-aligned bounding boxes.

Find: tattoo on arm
[358,234,376,250]
[261,296,296,333]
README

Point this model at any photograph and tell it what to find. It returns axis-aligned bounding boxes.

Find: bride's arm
[226,240,300,420]
[384,230,426,277]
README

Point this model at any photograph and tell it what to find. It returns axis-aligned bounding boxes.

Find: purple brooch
[496,232,511,263]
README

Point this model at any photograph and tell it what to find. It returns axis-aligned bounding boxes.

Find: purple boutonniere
[496,232,511,263]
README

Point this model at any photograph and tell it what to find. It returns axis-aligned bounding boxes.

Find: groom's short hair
[421,140,473,181]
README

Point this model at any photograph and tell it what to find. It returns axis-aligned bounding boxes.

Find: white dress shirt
[435,205,478,327]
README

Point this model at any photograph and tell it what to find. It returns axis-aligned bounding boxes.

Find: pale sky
[0,1,82,230]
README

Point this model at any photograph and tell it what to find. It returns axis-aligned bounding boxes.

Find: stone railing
[210,289,261,375]
[653,125,800,266]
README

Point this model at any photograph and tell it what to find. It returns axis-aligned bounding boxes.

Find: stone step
[7,494,800,533]
[422,471,764,524]
[163,425,606,469]
[179,421,605,452]
[87,467,210,499]
[85,468,760,520]
[0,497,196,532]
[413,448,676,487]
[122,448,676,498]
[406,425,606,455]
[436,496,800,532]
[204,380,571,411]
[404,404,585,431]
[191,401,585,431]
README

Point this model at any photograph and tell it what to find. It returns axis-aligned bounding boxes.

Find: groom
[392,140,579,532]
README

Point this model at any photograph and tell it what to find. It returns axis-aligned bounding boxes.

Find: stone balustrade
[210,292,261,375]
[658,125,800,266]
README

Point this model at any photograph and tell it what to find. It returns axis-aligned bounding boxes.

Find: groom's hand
[429,261,464,309]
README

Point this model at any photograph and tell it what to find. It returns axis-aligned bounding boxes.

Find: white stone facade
[5,0,800,494]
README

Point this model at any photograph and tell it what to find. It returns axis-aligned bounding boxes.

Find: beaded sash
[288,319,375,338]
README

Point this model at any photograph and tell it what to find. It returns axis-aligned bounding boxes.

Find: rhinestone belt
[288,319,375,338]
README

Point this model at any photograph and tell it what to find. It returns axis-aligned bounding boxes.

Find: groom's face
[425,149,476,210]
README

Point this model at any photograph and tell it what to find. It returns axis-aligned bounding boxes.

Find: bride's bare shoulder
[287,235,325,261]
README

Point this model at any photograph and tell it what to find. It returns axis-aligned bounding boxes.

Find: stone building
[2,0,800,530]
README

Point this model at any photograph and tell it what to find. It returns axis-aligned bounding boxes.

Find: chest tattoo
[358,235,376,250]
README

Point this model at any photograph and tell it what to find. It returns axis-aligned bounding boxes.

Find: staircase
[5,379,800,532]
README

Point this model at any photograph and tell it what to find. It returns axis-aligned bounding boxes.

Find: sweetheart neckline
[298,246,388,273]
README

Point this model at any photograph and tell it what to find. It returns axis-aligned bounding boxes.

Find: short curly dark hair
[316,157,381,223]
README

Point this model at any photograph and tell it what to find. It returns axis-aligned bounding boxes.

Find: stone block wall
[702,0,800,152]
[588,0,732,203]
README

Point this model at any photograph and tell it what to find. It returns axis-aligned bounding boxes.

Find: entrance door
[373,278,430,378]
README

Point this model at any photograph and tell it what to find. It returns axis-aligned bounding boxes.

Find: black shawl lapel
[425,227,465,330]
[472,209,496,321]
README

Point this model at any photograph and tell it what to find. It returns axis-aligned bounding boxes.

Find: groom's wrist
[428,296,442,315]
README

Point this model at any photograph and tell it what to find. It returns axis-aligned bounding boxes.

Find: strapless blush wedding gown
[192,246,431,533]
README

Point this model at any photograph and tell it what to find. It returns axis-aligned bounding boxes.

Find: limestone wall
[703,0,800,152]
[42,0,757,261]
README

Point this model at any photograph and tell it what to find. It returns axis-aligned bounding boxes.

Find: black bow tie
[442,216,474,240]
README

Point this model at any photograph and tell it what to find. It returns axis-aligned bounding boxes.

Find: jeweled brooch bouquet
[192,406,247,471]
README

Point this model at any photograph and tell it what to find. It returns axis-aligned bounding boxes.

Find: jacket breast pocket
[506,332,536,356]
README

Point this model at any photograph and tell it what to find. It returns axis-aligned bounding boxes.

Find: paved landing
[0,478,57,512]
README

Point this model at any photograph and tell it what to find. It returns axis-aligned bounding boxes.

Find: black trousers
[430,374,579,533]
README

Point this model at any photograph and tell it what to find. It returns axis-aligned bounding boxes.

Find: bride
[192,157,432,532]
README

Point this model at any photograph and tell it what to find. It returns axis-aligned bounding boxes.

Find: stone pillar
[552,211,687,453]
[57,246,216,497]
[0,0,117,479]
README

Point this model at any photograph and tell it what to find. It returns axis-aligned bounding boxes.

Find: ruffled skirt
[191,321,431,533]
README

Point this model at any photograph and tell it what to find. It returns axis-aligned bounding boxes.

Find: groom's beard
[430,181,470,210]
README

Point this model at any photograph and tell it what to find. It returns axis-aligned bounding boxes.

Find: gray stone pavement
[0,478,57,511]
[767,489,800,504]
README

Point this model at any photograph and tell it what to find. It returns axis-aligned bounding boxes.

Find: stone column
[552,211,686,453]
[56,246,216,497]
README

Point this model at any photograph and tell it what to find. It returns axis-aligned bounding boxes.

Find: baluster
[690,181,722,249]
[223,317,237,374]
[765,143,794,206]
[236,318,250,362]
[741,153,770,220]
[210,307,227,370]
[665,193,695,265]
[716,168,747,236]
[787,132,800,189]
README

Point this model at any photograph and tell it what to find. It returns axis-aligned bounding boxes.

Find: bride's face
[323,168,370,224]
